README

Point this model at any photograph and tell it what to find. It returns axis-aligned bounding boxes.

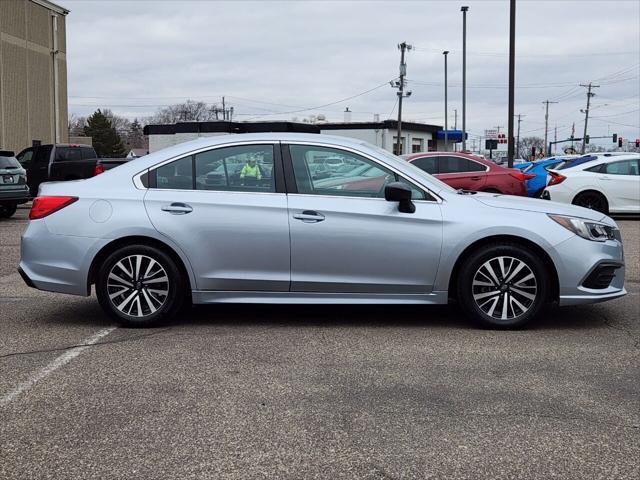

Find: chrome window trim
[287,192,440,204]
[132,140,281,191]
[284,140,442,203]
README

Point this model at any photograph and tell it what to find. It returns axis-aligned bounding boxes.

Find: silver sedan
[19,133,626,328]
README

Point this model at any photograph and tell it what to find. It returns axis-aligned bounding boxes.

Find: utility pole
[580,82,599,154]
[516,114,525,159]
[507,0,516,168]
[461,6,469,151]
[222,96,226,121]
[542,100,558,156]
[454,109,457,129]
[443,50,449,152]
[553,124,557,155]
[392,42,413,155]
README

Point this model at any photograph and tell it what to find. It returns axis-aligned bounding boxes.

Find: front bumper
[552,233,626,306]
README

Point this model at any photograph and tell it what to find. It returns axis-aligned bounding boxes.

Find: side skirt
[192,290,449,305]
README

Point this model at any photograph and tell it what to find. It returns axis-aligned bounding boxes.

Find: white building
[143,120,443,155]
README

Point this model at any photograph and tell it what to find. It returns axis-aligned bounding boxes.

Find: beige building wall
[0,0,68,153]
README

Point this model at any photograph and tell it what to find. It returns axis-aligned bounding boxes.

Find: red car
[402,152,532,196]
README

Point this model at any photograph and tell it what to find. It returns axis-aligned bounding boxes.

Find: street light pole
[507,0,516,168]
[394,42,412,155]
[461,6,469,152]
[443,50,449,152]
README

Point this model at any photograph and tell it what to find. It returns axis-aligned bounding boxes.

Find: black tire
[96,245,185,327]
[572,191,609,215]
[533,188,545,198]
[482,188,501,194]
[0,203,17,218]
[456,243,549,329]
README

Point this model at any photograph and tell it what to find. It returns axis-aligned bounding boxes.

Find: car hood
[472,193,607,222]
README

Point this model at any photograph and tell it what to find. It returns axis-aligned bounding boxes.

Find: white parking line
[0,327,116,407]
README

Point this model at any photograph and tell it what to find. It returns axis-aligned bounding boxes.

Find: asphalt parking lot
[1,206,638,479]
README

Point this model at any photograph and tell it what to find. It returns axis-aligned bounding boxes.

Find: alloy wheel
[472,256,537,321]
[107,255,169,317]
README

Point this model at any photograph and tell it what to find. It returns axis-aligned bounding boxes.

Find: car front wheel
[457,243,548,329]
[96,245,185,327]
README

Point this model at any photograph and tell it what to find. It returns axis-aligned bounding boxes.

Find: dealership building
[0,0,69,153]
[144,120,444,154]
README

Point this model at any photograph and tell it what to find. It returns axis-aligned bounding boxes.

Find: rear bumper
[0,187,30,204]
[19,219,107,296]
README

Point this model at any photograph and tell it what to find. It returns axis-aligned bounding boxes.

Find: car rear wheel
[96,245,185,327]
[457,243,548,329]
[0,203,17,218]
[572,191,609,214]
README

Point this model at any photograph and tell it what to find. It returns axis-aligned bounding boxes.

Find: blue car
[514,156,575,197]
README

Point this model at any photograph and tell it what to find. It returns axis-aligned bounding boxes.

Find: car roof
[403,151,493,166]
[554,153,639,173]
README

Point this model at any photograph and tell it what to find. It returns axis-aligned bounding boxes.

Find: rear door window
[33,145,53,165]
[439,156,486,173]
[411,157,437,174]
[604,159,639,175]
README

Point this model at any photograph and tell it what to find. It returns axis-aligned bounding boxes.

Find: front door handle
[293,210,325,223]
[599,176,611,180]
[470,176,482,181]
[161,202,193,214]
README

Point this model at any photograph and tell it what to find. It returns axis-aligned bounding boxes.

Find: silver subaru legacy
[19,133,626,328]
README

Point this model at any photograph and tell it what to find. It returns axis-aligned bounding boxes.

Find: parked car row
[0,144,132,218]
[19,133,626,330]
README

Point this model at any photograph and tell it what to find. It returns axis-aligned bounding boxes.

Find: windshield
[366,145,457,193]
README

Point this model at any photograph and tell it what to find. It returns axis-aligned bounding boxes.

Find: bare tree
[145,100,221,124]
[518,136,545,160]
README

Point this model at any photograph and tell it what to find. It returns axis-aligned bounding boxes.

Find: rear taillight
[29,196,78,220]
[509,171,536,182]
[547,171,566,186]
[94,164,105,176]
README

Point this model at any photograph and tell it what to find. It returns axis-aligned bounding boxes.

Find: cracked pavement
[1,207,638,479]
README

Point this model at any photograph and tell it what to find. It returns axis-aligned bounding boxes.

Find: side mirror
[384,182,416,214]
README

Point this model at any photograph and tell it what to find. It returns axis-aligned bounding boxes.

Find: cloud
[64,0,640,144]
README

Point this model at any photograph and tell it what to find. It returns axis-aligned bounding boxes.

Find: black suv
[16,144,98,197]
[0,151,30,218]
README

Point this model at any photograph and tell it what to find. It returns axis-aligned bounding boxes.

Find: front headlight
[548,214,617,242]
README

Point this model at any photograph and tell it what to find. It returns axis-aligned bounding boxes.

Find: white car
[542,154,640,214]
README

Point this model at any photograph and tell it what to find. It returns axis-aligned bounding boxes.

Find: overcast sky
[64,0,639,147]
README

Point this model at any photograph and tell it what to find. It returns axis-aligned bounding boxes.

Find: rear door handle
[161,202,193,214]
[470,176,482,181]
[293,210,325,223]
[599,176,611,180]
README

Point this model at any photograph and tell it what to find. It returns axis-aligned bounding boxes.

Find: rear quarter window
[81,147,97,160]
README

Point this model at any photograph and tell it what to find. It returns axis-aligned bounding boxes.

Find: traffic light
[612,133,618,143]
[618,137,623,148]
[636,139,640,148]
[585,135,589,144]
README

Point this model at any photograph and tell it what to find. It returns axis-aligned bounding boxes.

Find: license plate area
[2,174,15,184]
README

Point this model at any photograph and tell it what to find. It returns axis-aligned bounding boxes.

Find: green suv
[0,151,29,218]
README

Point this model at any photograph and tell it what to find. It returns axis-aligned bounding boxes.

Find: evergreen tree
[128,119,146,149]
[83,109,127,158]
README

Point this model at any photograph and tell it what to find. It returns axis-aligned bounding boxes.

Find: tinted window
[33,145,52,165]
[412,157,437,174]
[290,145,426,200]
[195,145,275,192]
[439,156,486,173]
[604,159,639,175]
[54,147,82,162]
[557,156,596,170]
[585,164,605,173]
[155,157,194,190]
[81,147,97,160]
[16,149,34,167]
[0,156,21,169]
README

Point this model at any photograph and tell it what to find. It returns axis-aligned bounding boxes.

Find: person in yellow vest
[239,158,262,185]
